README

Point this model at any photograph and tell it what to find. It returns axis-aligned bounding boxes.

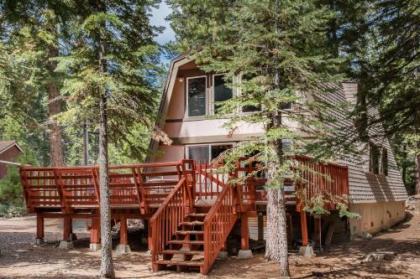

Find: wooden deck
[20,157,349,274]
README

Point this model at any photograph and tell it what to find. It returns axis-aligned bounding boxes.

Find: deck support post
[145,220,152,252]
[35,213,44,245]
[299,210,314,257]
[257,212,264,243]
[313,216,322,252]
[59,216,74,249]
[218,241,228,260]
[116,216,131,255]
[238,213,253,259]
[90,216,101,251]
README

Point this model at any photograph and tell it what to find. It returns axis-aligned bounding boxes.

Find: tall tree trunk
[98,91,114,278]
[415,114,420,195]
[265,22,290,273]
[97,1,114,276]
[266,185,290,277]
[47,46,64,167]
[415,153,420,195]
[265,4,290,271]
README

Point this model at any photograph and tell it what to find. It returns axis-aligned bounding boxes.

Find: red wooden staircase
[150,162,239,274]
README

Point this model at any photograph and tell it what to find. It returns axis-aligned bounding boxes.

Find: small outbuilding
[0,141,23,179]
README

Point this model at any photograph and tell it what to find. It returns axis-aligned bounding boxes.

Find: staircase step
[180,221,204,226]
[156,259,204,267]
[188,213,207,217]
[176,230,204,235]
[168,240,204,245]
[162,249,204,256]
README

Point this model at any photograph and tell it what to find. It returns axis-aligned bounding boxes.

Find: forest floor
[1,202,420,279]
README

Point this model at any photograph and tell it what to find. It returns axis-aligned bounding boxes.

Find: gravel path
[1,208,420,278]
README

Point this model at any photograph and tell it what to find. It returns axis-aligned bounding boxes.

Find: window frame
[186,75,208,118]
[185,143,235,163]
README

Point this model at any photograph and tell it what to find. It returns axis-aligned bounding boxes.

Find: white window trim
[185,143,235,163]
[186,75,208,118]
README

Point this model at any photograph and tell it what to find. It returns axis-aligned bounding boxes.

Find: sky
[150,2,175,45]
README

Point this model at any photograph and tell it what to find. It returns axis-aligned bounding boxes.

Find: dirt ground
[1,205,420,279]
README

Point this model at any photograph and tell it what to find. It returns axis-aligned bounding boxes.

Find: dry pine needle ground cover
[1,203,420,279]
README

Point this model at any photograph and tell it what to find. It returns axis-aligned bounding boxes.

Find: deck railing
[149,177,192,263]
[293,155,349,209]
[20,161,184,214]
[195,163,227,203]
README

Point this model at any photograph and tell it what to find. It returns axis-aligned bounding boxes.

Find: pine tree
[56,1,161,277]
[0,0,71,166]
[168,0,341,275]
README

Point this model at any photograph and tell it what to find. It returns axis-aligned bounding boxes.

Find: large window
[187,76,207,117]
[187,144,233,163]
[213,75,233,114]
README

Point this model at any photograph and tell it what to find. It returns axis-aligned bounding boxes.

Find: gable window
[187,76,207,117]
[381,148,388,176]
[213,75,233,114]
[186,144,233,164]
[369,143,380,174]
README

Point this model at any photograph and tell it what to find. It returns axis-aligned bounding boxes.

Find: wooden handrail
[150,177,191,263]
[150,177,187,223]
[202,177,237,274]
[20,161,185,213]
[19,160,183,171]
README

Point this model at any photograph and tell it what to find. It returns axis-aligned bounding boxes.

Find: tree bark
[415,153,420,195]
[47,46,64,167]
[266,186,290,277]
[264,28,290,274]
[98,91,114,278]
[96,1,114,277]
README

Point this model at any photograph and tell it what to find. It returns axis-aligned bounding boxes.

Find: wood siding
[0,146,21,179]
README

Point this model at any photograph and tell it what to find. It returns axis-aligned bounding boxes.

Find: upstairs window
[381,148,388,176]
[369,143,380,174]
[187,144,233,164]
[187,145,209,164]
[187,76,206,117]
[213,75,233,114]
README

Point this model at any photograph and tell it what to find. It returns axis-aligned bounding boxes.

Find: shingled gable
[315,83,407,203]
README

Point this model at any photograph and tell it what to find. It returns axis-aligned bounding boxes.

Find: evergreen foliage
[324,0,419,193]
